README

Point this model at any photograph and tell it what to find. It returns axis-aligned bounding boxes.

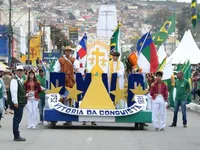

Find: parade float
[43,44,152,129]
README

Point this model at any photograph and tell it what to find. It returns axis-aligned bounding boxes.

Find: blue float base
[44,109,152,123]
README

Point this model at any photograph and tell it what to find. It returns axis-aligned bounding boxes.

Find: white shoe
[32,126,36,130]
[38,121,43,125]
[27,126,32,129]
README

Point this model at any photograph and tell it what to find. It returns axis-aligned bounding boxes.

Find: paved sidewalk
[187,102,200,113]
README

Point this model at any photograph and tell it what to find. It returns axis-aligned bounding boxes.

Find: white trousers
[152,95,166,129]
[27,98,38,127]
[147,93,152,110]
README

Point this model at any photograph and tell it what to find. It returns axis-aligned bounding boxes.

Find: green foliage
[121,51,131,65]
[176,7,191,40]
[176,6,200,43]
[145,9,172,33]
[69,13,76,20]
[50,26,72,50]
[130,37,140,51]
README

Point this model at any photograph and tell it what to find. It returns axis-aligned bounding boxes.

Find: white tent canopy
[168,30,200,64]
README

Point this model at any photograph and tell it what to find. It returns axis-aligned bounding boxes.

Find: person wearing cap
[24,69,43,129]
[54,45,80,126]
[37,64,43,70]
[10,66,26,141]
[36,69,46,125]
[150,71,168,131]
[109,51,125,109]
[169,71,190,128]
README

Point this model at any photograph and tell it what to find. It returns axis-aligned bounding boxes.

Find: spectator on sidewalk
[192,72,198,100]
[195,77,200,103]
[37,69,46,125]
[2,70,13,114]
[0,77,7,127]
[10,66,26,141]
[169,71,190,128]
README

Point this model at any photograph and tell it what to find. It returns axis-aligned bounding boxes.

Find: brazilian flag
[110,23,122,54]
[153,14,176,46]
[191,0,197,28]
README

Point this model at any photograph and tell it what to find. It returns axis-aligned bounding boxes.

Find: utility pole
[42,20,46,54]
[8,0,12,67]
[53,26,55,50]
[27,7,31,64]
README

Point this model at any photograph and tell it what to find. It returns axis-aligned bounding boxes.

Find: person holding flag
[109,23,125,108]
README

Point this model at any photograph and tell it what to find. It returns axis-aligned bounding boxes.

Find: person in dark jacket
[10,66,26,141]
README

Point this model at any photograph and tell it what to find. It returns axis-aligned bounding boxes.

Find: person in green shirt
[37,69,46,125]
[169,71,190,128]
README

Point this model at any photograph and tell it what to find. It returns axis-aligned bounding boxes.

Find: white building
[96,5,118,39]
[41,26,53,52]
[12,9,36,35]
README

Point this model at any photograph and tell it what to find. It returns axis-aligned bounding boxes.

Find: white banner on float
[47,94,147,117]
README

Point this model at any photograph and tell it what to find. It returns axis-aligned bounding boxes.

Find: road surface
[0,109,200,150]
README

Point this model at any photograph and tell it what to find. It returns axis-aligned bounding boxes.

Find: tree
[50,26,72,50]
[130,37,140,51]
[176,7,191,41]
[145,9,172,32]
[69,13,76,20]
[121,50,131,65]
[176,6,200,46]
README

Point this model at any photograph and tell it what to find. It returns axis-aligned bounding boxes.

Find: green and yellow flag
[153,14,176,46]
[182,60,192,104]
[110,23,122,54]
[191,0,197,28]
[157,57,167,71]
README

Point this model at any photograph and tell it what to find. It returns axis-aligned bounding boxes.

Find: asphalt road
[0,109,200,150]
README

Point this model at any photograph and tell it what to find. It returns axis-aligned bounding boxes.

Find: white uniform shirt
[10,76,24,104]
[54,55,80,73]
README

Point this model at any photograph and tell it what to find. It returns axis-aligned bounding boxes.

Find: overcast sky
[177,0,199,3]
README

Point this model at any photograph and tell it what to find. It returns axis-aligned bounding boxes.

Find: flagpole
[83,33,88,74]
[173,10,176,54]
[196,0,198,39]
[138,31,150,54]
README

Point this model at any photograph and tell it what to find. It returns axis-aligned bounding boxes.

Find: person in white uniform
[108,51,125,109]
[150,71,168,131]
[24,69,43,129]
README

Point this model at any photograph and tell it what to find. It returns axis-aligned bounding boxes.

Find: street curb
[187,103,200,114]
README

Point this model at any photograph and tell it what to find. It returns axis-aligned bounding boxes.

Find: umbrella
[21,65,37,71]
[0,62,9,71]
